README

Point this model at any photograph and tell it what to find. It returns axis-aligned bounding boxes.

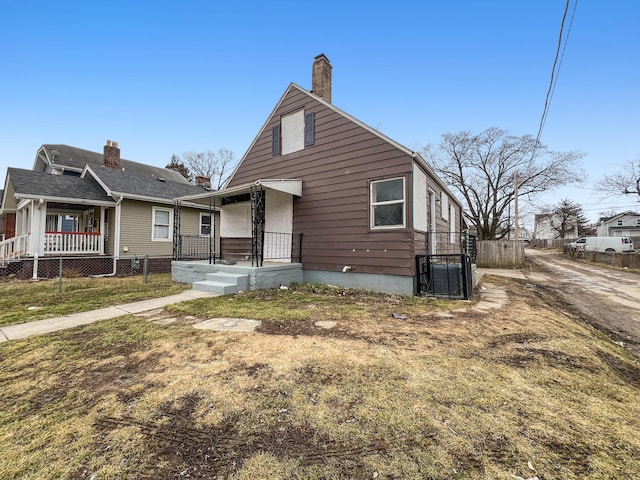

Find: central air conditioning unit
[430,263,463,296]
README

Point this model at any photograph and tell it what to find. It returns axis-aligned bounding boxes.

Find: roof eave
[14,194,115,206]
[175,179,302,202]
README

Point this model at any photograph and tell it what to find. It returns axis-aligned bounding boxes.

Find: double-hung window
[200,213,211,236]
[371,177,405,229]
[152,207,172,241]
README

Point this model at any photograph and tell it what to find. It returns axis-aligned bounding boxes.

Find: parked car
[569,236,634,254]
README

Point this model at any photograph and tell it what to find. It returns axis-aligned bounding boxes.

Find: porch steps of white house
[192,272,250,295]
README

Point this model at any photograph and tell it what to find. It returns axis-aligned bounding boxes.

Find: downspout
[93,195,123,277]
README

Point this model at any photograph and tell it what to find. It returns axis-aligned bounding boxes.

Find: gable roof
[598,210,640,225]
[228,83,462,208]
[7,168,115,205]
[83,165,207,203]
[37,144,189,185]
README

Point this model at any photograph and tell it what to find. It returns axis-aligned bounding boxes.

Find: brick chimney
[195,175,211,188]
[312,53,332,103]
[104,140,121,169]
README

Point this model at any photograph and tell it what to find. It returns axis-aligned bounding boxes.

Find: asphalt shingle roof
[8,168,115,203]
[42,144,189,185]
[88,165,207,200]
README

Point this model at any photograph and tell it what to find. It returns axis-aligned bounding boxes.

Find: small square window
[617,219,623,226]
[371,178,405,229]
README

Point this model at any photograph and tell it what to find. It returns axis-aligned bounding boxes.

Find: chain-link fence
[1,255,174,283]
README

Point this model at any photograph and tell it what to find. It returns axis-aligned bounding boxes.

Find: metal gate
[416,254,473,299]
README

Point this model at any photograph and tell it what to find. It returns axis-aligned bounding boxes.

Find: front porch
[172,179,303,292]
[0,231,103,263]
[172,260,303,295]
[0,197,109,263]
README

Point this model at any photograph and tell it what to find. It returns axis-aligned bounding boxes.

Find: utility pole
[514,172,519,241]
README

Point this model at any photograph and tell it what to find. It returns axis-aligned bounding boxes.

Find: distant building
[595,211,640,237]
[533,213,578,240]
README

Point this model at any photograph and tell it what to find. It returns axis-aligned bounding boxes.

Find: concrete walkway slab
[193,318,261,332]
[476,268,527,280]
[0,290,216,342]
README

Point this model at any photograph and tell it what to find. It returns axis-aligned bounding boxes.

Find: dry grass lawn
[1,279,639,479]
[0,274,189,327]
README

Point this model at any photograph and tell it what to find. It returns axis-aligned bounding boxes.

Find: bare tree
[181,149,236,190]
[424,127,585,240]
[165,154,192,182]
[599,155,640,199]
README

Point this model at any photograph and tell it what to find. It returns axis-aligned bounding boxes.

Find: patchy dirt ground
[525,249,640,359]
[2,270,640,479]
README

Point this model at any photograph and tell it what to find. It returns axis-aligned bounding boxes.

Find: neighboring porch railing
[0,233,30,262]
[44,232,102,255]
[174,235,219,262]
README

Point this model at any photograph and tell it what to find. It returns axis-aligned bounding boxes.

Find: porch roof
[174,179,302,203]
[7,168,115,206]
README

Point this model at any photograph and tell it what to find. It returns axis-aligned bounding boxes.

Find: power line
[536,0,578,144]
[536,0,578,145]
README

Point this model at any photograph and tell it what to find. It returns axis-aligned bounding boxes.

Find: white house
[596,211,640,237]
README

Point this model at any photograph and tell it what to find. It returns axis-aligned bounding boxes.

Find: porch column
[250,186,265,267]
[99,207,106,254]
[30,200,47,257]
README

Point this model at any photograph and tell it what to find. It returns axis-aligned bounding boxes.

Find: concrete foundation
[172,260,303,291]
[302,270,415,296]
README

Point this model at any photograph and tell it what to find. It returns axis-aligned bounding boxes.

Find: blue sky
[1,0,639,225]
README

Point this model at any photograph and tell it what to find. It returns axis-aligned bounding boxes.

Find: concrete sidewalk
[475,267,527,282]
[0,289,215,343]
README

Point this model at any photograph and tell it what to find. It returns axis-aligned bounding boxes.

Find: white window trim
[441,193,449,220]
[449,204,456,244]
[281,110,305,155]
[200,212,212,236]
[617,219,623,226]
[152,206,173,242]
[370,177,406,229]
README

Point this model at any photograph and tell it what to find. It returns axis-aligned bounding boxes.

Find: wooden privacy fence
[476,240,525,268]
[532,238,577,249]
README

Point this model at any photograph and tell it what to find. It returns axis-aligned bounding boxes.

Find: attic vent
[158,177,166,182]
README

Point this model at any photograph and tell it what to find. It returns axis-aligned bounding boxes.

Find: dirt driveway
[525,248,640,358]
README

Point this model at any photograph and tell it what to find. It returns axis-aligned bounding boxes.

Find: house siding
[411,162,462,246]
[105,207,116,255]
[2,181,17,212]
[229,87,419,276]
[118,199,203,257]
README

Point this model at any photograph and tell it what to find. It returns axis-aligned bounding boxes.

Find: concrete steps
[192,272,249,295]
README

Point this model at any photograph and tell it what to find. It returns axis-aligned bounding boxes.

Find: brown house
[175,54,466,295]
